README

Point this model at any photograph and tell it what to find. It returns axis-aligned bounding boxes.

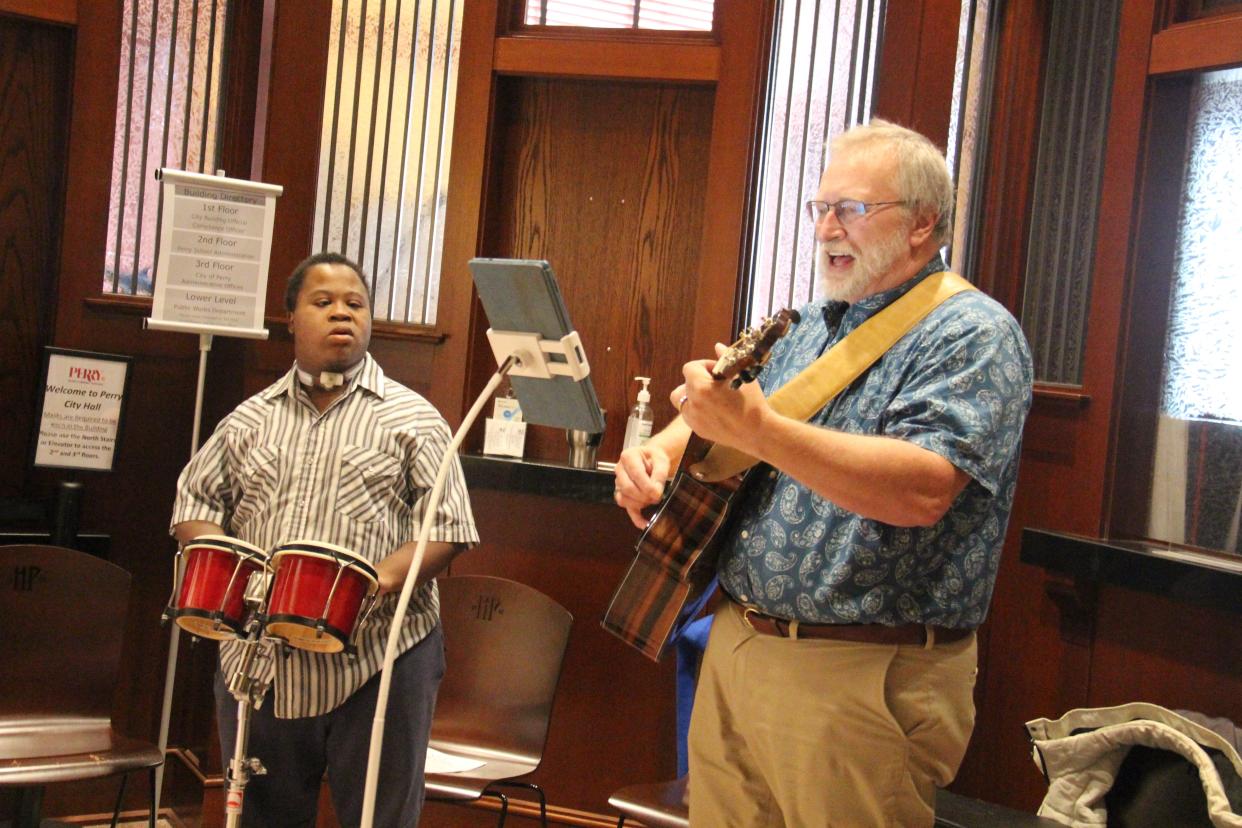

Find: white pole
[359,357,514,828]
[154,332,214,816]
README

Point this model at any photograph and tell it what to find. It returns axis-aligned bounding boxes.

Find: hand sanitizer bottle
[623,377,654,450]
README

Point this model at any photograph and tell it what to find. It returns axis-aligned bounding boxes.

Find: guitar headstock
[710,308,801,388]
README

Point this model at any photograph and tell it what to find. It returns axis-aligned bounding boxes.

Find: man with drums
[170,252,478,827]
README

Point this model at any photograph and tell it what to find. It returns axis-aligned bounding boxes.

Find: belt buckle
[741,606,761,631]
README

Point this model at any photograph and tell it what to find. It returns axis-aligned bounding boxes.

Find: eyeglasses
[804,199,906,225]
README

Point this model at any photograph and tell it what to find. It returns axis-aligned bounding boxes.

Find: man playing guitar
[611,120,1033,828]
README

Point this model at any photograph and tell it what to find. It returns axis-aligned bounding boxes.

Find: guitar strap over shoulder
[689,271,975,483]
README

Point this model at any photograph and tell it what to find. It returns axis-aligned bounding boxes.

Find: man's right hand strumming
[613,417,692,529]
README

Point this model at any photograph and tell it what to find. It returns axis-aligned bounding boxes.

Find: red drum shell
[172,536,269,640]
[264,542,378,654]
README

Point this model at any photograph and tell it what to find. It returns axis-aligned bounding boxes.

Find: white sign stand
[148,168,282,817]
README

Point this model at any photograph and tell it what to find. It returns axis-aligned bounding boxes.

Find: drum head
[264,620,346,653]
[175,613,240,640]
[270,539,379,588]
[185,534,270,562]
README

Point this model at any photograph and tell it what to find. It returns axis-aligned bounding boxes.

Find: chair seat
[424,749,539,801]
[608,776,689,828]
[0,729,164,786]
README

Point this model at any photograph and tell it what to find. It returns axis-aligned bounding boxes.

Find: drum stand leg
[224,574,274,828]
[225,697,263,828]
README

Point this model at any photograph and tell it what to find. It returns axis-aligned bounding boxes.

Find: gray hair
[829,119,955,245]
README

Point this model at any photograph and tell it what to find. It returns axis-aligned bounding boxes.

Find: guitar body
[601,434,747,661]
[601,308,797,661]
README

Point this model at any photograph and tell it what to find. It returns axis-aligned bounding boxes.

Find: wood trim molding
[81,296,446,344]
[494,35,720,82]
[690,0,775,350]
[83,295,153,315]
[1033,384,1092,407]
[874,0,963,149]
[1149,12,1242,75]
[447,795,624,828]
[0,0,75,26]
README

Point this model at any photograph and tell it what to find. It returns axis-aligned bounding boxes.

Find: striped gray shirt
[171,354,478,718]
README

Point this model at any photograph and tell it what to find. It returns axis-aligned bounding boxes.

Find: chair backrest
[431,574,573,764]
[0,544,131,757]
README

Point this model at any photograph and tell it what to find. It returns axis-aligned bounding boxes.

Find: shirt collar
[264,352,386,403]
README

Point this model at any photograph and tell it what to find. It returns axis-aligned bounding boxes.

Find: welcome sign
[34,348,133,472]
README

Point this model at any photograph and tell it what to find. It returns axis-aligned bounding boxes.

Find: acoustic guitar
[601,309,799,661]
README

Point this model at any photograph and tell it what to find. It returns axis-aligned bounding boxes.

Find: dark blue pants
[214,626,444,827]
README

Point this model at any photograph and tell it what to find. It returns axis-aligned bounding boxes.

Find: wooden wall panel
[0,15,71,498]
[1089,586,1242,719]
[956,0,1242,814]
[451,490,678,815]
[874,0,962,151]
[479,77,715,463]
[947,0,1102,808]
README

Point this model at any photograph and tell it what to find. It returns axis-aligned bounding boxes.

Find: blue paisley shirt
[717,255,1033,628]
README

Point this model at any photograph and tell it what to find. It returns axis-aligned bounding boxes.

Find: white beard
[816,227,910,303]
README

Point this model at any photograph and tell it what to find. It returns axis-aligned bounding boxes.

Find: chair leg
[110,772,128,828]
[617,817,627,828]
[488,789,509,828]
[150,765,158,828]
[488,781,547,827]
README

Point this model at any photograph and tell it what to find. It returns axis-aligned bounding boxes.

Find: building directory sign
[147,168,283,339]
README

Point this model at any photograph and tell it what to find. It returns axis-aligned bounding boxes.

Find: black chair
[0,544,164,827]
[424,574,573,828]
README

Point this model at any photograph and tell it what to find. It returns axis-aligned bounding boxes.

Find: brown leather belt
[738,604,973,647]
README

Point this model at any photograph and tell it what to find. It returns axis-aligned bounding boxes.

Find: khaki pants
[688,601,978,828]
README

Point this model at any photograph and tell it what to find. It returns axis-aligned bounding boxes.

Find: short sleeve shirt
[171,353,478,718]
[717,256,1033,628]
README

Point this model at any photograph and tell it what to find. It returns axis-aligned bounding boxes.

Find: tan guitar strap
[689,271,976,483]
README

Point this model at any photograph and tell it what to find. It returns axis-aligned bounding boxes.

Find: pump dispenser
[623,376,654,450]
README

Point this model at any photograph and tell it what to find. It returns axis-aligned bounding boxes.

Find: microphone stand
[223,572,274,828]
[359,355,516,828]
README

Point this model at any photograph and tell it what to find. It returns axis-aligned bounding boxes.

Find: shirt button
[738,594,749,603]
[740,530,749,539]
[769,470,777,479]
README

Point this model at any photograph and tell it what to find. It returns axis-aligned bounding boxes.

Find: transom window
[523,0,715,30]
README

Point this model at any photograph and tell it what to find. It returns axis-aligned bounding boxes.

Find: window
[745,0,992,323]
[1147,67,1242,554]
[104,0,232,296]
[1160,68,1242,424]
[523,0,714,30]
[311,0,464,326]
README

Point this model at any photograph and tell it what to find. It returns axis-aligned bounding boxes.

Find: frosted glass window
[312,0,464,326]
[1159,68,1242,423]
[1145,68,1242,555]
[746,0,884,321]
[947,0,990,275]
[524,0,714,30]
[104,0,231,295]
[746,1,989,322]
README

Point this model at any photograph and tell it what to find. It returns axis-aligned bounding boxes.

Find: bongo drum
[264,540,379,654]
[168,535,270,640]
